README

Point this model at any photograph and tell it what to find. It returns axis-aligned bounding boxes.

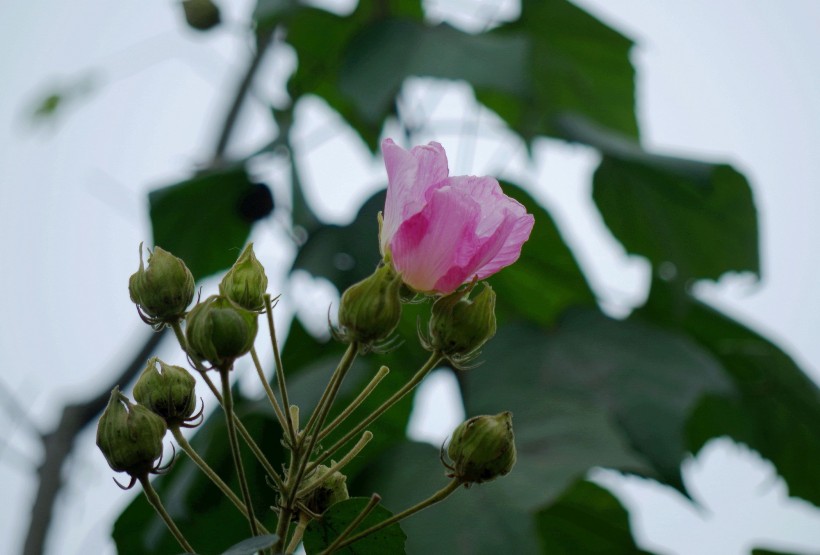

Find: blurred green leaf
[751,549,810,555]
[641,278,820,507]
[559,114,759,282]
[479,0,638,145]
[492,183,595,326]
[302,497,406,555]
[220,534,279,554]
[149,167,264,280]
[465,310,733,499]
[535,480,662,555]
[353,441,538,555]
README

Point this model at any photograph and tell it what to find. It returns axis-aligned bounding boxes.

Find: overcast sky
[1,1,820,554]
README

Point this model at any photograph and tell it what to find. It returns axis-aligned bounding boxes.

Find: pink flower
[380,139,534,294]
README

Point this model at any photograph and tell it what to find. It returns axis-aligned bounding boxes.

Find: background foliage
[69,0,819,553]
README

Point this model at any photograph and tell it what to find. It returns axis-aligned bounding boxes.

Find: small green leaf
[302,497,406,555]
[536,480,662,555]
[149,167,268,280]
[220,534,279,555]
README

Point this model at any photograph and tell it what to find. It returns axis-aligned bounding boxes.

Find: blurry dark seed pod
[181,0,221,31]
[447,411,516,485]
[429,282,496,363]
[133,358,197,428]
[96,387,167,476]
[129,243,195,327]
[185,295,258,370]
[219,243,268,312]
[337,263,402,347]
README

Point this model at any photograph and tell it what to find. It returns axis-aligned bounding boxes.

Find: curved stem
[285,512,311,554]
[307,353,441,474]
[318,366,389,442]
[294,431,372,499]
[171,427,269,533]
[220,369,259,537]
[265,294,297,447]
[250,346,289,434]
[138,474,196,554]
[329,480,461,553]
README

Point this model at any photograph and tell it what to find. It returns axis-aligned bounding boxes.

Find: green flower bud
[181,0,221,31]
[129,243,195,326]
[133,358,197,427]
[447,412,516,485]
[219,243,268,312]
[300,464,349,515]
[96,387,167,476]
[429,282,496,363]
[185,295,258,370]
[337,264,402,347]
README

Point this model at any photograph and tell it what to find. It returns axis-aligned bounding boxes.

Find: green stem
[294,431,372,499]
[171,321,285,490]
[220,369,259,537]
[306,353,441,474]
[250,346,289,435]
[265,294,297,447]
[318,366,389,442]
[285,512,310,554]
[329,480,461,553]
[288,343,358,508]
[171,427,269,534]
[318,494,381,555]
[138,475,196,554]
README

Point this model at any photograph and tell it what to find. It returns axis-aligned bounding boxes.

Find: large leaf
[479,0,639,144]
[285,1,424,151]
[149,167,272,280]
[302,497,406,554]
[339,20,528,126]
[535,480,662,555]
[559,114,759,283]
[641,279,820,507]
[353,441,539,555]
[464,309,733,499]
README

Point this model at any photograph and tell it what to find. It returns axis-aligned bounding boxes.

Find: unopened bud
[447,412,515,485]
[429,282,496,362]
[185,295,258,370]
[129,243,195,326]
[219,243,268,312]
[300,465,349,515]
[96,387,167,476]
[133,358,197,427]
[337,264,402,347]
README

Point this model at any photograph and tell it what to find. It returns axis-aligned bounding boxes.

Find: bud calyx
[446,411,516,485]
[129,243,195,328]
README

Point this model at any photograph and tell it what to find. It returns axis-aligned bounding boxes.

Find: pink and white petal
[390,186,479,293]
[381,139,449,252]
[474,212,535,279]
[444,175,509,237]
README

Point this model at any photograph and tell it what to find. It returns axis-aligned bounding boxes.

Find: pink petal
[474,213,535,279]
[390,186,480,293]
[381,139,449,254]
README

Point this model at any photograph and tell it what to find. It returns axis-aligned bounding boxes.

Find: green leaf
[479,0,638,145]
[535,480,662,555]
[491,183,595,326]
[560,114,759,282]
[220,534,279,555]
[302,497,406,555]
[465,309,733,500]
[149,167,265,280]
[353,442,539,555]
[339,20,528,126]
[751,549,811,555]
[285,1,424,151]
[641,278,820,507]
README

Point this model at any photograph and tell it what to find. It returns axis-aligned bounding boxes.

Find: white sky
[1,1,820,554]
